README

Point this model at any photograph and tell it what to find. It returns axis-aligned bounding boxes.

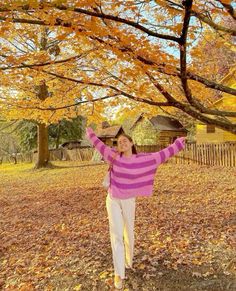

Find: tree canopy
[0,0,235,133]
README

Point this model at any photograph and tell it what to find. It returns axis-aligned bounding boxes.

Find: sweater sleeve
[86,127,116,163]
[151,137,185,165]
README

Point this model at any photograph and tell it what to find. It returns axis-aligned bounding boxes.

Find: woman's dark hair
[117,134,137,154]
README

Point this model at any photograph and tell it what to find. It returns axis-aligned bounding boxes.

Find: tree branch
[53,4,180,42]
[180,0,194,105]
[38,69,171,107]
[216,0,236,20]
[0,5,180,42]
[27,62,236,118]
[146,72,236,134]
[36,68,236,120]
[86,33,236,97]
[191,10,236,36]
[0,49,96,71]
[163,0,236,35]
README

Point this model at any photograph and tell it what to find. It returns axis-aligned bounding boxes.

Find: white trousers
[106,192,136,279]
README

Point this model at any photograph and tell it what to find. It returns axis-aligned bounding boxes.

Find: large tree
[0,23,104,167]
[0,0,235,153]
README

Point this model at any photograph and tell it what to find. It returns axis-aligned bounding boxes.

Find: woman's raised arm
[86,127,116,163]
[151,137,185,165]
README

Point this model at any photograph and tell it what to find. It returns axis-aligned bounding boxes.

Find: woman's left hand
[174,137,186,148]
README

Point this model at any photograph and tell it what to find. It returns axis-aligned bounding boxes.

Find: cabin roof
[96,125,124,138]
[130,114,187,131]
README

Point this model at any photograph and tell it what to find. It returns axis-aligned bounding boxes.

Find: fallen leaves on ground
[0,162,235,290]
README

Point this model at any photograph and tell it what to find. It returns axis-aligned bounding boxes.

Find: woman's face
[117,136,133,153]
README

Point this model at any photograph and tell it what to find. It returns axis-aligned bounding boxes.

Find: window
[206,124,215,133]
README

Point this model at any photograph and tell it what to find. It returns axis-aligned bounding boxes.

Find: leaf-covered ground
[0,162,235,291]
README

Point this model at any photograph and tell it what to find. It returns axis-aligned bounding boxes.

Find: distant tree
[15,116,84,152]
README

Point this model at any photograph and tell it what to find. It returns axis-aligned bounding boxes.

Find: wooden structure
[136,141,236,167]
[130,114,187,145]
[60,140,91,150]
[95,123,125,147]
[196,66,236,143]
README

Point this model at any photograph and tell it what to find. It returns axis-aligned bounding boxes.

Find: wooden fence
[136,142,236,167]
[1,142,235,167]
[0,148,94,164]
[32,148,94,162]
[0,152,33,164]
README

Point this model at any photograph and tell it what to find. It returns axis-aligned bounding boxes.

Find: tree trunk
[35,123,50,168]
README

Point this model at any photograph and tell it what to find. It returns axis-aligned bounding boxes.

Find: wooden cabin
[95,122,125,147]
[196,67,236,143]
[130,114,187,145]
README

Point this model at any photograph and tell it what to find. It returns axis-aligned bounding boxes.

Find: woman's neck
[122,150,133,158]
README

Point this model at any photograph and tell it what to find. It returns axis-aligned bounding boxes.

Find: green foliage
[132,119,158,145]
[15,116,84,151]
[15,120,38,152]
[49,116,84,149]
[0,120,21,155]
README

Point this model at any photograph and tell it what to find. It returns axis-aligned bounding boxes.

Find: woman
[86,127,185,289]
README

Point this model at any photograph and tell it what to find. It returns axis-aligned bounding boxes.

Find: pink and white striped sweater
[86,127,185,199]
